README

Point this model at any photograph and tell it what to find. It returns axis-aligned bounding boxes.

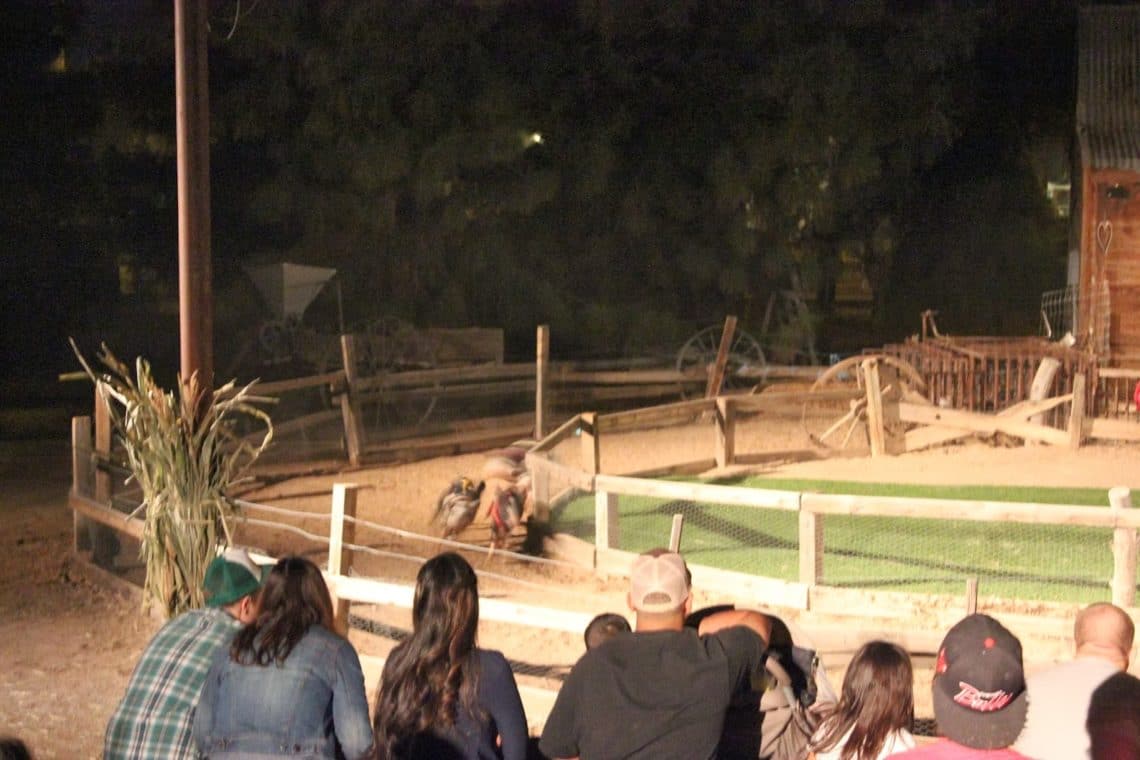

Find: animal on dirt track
[434,477,485,540]
[481,441,536,524]
[486,486,524,555]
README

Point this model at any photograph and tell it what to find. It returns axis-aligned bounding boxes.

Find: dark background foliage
[3,0,1076,392]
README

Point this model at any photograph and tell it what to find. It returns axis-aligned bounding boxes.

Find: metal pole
[175,0,213,395]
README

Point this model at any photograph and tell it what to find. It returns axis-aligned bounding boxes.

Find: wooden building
[1076,5,1140,366]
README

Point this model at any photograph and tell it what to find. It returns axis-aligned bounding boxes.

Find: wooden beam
[595,490,619,552]
[530,414,585,454]
[338,334,364,466]
[328,483,360,636]
[525,455,596,492]
[1069,373,1086,450]
[705,315,738,398]
[715,397,735,468]
[536,324,549,439]
[898,402,1069,446]
[1088,417,1140,442]
[72,416,93,553]
[250,371,345,397]
[580,412,599,475]
[68,492,145,541]
[1026,358,1061,447]
[328,575,597,633]
[595,398,717,434]
[863,359,887,457]
[668,514,684,552]
[798,508,822,589]
[593,474,800,511]
[1110,487,1136,609]
[801,491,1140,529]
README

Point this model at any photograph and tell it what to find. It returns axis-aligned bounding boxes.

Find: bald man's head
[1075,603,1135,670]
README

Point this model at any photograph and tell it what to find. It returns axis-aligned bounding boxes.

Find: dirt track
[3,430,1139,758]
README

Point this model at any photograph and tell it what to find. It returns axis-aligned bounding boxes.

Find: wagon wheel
[675,325,767,398]
[318,317,440,432]
[800,354,927,451]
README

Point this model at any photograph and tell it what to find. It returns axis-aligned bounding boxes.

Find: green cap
[203,547,269,608]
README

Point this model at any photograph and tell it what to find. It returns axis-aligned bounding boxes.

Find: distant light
[523,131,543,148]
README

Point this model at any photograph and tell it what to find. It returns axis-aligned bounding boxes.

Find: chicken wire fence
[550,491,1123,606]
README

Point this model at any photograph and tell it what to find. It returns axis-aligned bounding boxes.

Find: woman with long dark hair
[193,556,373,759]
[808,640,915,760]
[372,552,528,760]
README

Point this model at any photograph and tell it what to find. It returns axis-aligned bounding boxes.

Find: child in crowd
[808,640,916,760]
[583,612,632,650]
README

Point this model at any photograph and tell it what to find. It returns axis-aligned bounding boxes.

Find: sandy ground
[2,420,1138,758]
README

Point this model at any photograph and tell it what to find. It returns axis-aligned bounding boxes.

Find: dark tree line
[3,0,1072,382]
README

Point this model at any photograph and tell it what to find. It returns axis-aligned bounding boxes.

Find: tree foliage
[29,0,1073,373]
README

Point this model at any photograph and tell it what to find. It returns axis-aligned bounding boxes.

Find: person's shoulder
[476,647,511,671]
[703,622,766,651]
[1027,655,1118,688]
[152,607,227,640]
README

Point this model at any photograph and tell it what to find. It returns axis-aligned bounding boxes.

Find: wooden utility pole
[175,0,213,394]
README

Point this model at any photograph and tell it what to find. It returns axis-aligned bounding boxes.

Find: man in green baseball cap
[105,547,269,760]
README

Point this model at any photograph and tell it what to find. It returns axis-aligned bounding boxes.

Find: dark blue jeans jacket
[192,625,374,759]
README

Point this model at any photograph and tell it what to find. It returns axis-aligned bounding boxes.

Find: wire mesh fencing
[550,486,1129,606]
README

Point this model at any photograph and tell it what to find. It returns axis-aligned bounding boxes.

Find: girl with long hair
[193,555,373,759]
[808,640,916,760]
[373,552,528,760]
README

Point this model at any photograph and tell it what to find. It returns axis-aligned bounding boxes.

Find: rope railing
[211,488,593,606]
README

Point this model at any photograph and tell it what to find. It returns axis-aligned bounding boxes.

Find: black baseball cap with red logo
[932,613,1029,749]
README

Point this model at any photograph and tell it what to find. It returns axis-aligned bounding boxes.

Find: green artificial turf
[551,477,1122,603]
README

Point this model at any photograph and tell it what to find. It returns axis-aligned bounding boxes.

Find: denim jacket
[192,625,373,759]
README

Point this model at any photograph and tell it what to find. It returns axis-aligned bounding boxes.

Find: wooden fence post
[669,514,684,552]
[536,324,549,440]
[72,415,93,552]
[94,389,112,505]
[580,412,599,475]
[531,465,551,523]
[328,483,360,636]
[798,496,822,593]
[338,334,364,466]
[705,315,738,398]
[966,578,979,615]
[715,397,735,469]
[1068,372,1086,450]
[595,489,619,551]
[1110,487,1136,608]
[863,359,887,457]
[88,390,120,565]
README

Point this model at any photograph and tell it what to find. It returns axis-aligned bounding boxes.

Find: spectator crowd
[4,547,1136,760]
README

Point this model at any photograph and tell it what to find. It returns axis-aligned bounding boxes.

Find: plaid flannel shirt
[104,607,241,760]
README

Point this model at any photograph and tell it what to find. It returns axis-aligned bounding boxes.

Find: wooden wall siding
[1080,172,1140,363]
